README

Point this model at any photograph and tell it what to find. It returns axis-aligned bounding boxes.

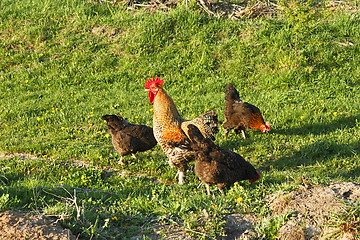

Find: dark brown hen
[223,83,270,139]
[102,114,157,165]
[187,124,260,195]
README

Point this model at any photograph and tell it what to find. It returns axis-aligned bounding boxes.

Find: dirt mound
[269,182,360,240]
[0,211,75,240]
[223,213,258,239]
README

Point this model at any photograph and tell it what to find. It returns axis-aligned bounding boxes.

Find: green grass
[327,200,360,239]
[1,0,360,238]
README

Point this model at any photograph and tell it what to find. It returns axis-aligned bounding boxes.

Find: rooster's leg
[223,129,230,138]
[206,184,211,196]
[118,155,125,165]
[174,171,179,179]
[131,153,137,159]
[241,130,247,139]
[178,171,186,184]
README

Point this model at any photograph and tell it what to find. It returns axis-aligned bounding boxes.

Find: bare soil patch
[223,213,258,239]
[0,210,75,240]
[269,182,360,240]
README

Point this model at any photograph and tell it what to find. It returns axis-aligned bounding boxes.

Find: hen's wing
[210,147,258,183]
[111,130,133,155]
[227,102,253,129]
[119,125,157,150]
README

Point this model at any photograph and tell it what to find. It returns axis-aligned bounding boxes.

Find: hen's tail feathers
[187,110,222,141]
[225,83,241,102]
[187,124,205,143]
[187,124,213,153]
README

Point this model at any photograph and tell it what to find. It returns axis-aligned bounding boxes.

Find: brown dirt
[223,213,258,240]
[0,210,76,240]
[91,0,358,20]
[269,182,360,240]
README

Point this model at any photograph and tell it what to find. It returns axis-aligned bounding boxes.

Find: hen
[102,114,157,165]
[145,76,221,184]
[223,83,270,139]
[187,124,260,195]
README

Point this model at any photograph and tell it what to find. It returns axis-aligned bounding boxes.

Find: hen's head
[101,114,126,130]
[260,122,271,133]
[249,171,261,183]
[145,76,164,103]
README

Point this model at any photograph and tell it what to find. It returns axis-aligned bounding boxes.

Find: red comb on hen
[145,76,164,89]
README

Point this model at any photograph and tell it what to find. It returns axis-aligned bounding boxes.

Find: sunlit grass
[0,0,359,238]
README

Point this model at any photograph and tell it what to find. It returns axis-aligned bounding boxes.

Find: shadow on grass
[275,114,359,136]
[219,136,255,151]
[271,139,360,170]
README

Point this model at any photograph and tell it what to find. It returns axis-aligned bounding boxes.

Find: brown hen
[102,114,157,165]
[187,124,260,195]
[223,83,270,139]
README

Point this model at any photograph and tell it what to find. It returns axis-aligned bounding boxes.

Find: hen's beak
[145,89,149,92]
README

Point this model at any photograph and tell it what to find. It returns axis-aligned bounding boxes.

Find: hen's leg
[223,129,230,138]
[241,130,247,139]
[118,155,125,165]
[174,171,179,179]
[131,153,137,159]
[206,184,211,196]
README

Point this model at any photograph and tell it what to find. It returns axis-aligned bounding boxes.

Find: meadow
[0,0,360,238]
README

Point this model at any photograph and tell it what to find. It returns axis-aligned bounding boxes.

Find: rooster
[223,83,270,139]
[145,76,221,184]
[187,124,260,195]
[102,114,157,165]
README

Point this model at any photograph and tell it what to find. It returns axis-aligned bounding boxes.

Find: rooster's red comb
[145,76,164,89]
